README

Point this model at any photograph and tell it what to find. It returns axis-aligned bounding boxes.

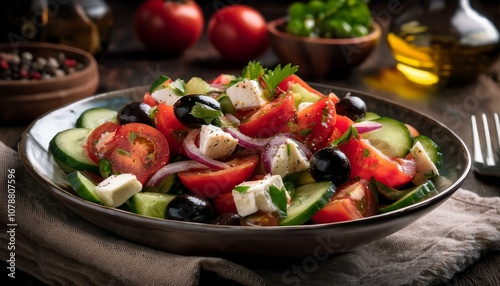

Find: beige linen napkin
[1,140,499,286]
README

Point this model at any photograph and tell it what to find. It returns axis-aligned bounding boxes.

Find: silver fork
[471,113,500,178]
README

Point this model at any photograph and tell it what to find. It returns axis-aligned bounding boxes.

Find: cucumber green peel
[279,181,335,226]
[378,180,437,214]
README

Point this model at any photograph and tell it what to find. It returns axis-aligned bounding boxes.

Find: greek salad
[49,61,443,226]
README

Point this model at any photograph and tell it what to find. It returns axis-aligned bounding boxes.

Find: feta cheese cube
[232,175,290,217]
[269,139,310,177]
[199,124,238,159]
[151,88,183,106]
[410,141,439,185]
[94,174,142,207]
[225,79,266,110]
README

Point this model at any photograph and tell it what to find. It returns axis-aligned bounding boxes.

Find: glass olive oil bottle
[388,0,500,87]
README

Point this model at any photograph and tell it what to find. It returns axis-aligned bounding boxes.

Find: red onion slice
[146,160,209,187]
[353,121,382,134]
[224,127,270,149]
[183,129,230,170]
[223,113,240,126]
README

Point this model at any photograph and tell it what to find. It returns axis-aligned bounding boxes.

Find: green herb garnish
[269,185,288,217]
[262,63,298,96]
[190,102,223,126]
[234,185,251,193]
[330,125,359,147]
[242,61,265,80]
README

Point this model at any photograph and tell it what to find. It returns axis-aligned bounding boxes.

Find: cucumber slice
[356,111,380,122]
[129,192,176,219]
[67,171,101,204]
[186,77,212,95]
[283,169,316,188]
[279,181,335,226]
[291,83,322,107]
[378,180,437,213]
[76,107,118,129]
[49,128,99,174]
[149,75,170,93]
[361,117,413,158]
[414,135,443,169]
[372,179,413,201]
[216,94,237,116]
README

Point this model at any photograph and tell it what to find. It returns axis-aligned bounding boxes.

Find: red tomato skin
[155,103,188,156]
[312,179,377,224]
[328,114,354,142]
[208,5,269,62]
[292,97,337,152]
[339,137,415,188]
[143,92,157,107]
[86,122,119,163]
[277,74,339,103]
[106,123,170,185]
[134,0,204,54]
[210,74,234,85]
[178,155,259,198]
[213,193,237,215]
[312,198,364,224]
[238,93,296,138]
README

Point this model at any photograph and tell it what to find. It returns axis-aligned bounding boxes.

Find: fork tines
[471,113,499,167]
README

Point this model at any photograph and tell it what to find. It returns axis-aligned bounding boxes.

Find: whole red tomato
[134,0,204,54]
[208,5,269,62]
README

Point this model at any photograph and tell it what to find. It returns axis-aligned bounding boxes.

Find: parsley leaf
[262,63,298,95]
[330,125,359,147]
[234,185,251,193]
[190,102,223,126]
[242,61,265,80]
[269,185,288,217]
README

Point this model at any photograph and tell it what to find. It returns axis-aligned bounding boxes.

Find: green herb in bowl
[286,0,372,38]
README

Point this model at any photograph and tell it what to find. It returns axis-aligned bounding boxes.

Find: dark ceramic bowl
[0,42,99,121]
[19,85,470,259]
[268,18,381,79]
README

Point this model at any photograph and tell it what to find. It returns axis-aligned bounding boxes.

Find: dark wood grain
[1,1,499,285]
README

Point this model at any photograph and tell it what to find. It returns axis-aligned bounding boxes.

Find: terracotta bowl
[0,42,99,121]
[268,18,381,79]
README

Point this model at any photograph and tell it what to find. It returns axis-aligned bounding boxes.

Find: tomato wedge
[104,123,170,185]
[155,103,188,156]
[143,92,158,107]
[178,155,259,198]
[238,93,296,138]
[213,192,237,214]
[339,136,416,188]
[277,74,339,103]
[312,179,377,223]
[290,96,337,152]
[210,73,234,85]
[86,121,119,163]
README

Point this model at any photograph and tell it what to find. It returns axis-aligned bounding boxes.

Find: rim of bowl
[0,42,98,86]
[268,17,382,45]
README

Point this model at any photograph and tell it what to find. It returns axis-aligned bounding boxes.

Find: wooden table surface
[1,1,499,285]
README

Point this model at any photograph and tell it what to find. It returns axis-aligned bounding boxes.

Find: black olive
[165,194,214,223]
[309,147,351,185]
[335,94,367,121]
[173,94,221,128]
[211,213,242,225]
[117,102,153,125]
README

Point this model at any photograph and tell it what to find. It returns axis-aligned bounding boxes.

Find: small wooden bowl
[268,18,381,79]
[0,42,99,121]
